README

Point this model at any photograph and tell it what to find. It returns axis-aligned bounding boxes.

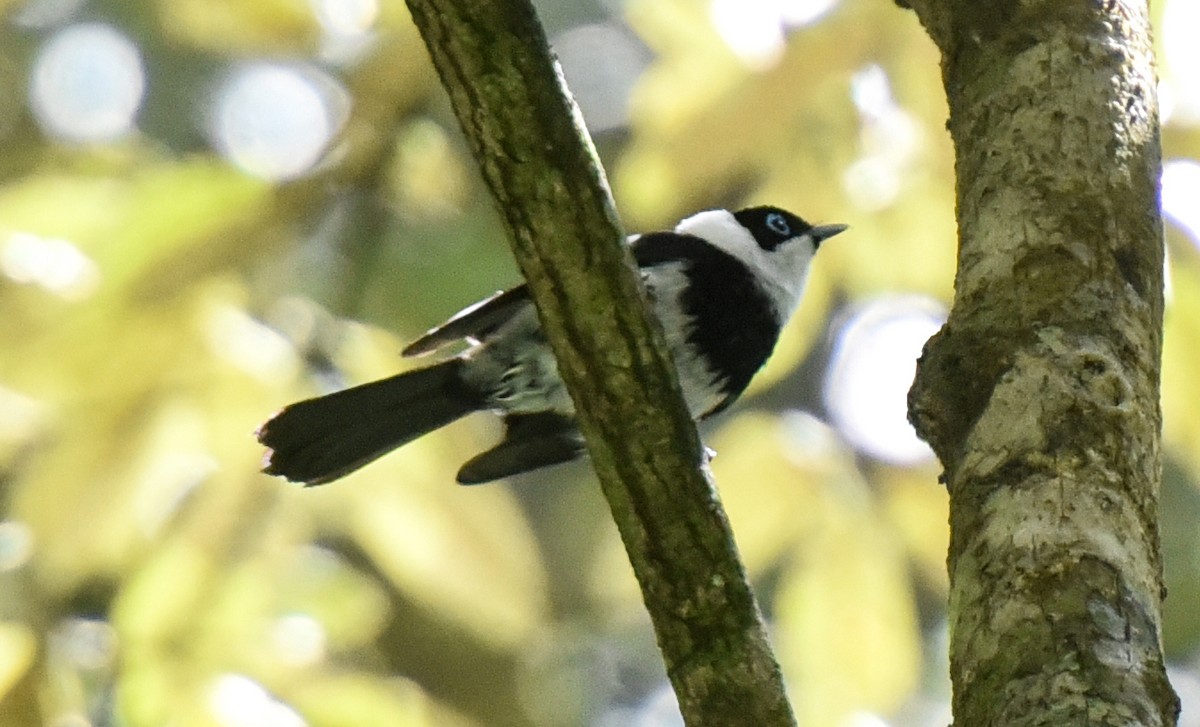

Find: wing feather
[402,285,532,357]
[402,232,668,358]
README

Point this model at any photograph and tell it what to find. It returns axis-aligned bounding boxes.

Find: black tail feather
[455,412,584,485]
[257,359,481,486]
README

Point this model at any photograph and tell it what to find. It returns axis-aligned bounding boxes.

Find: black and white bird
[257,206,845,485]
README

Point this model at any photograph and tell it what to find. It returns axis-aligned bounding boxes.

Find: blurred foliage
[0,0,1198,726]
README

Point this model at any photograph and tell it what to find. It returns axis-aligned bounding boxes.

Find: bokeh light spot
[52,617,117,671]
[0,387,47,448]
[844,65,922,211]
[310,0,378,37]
[205,303,298,381]
[30,23,145,143]
[1162,0,1200,125]
[824,296,944,465]
[211,64,345,181]
[271,614,327,667]
[0,521,35,573]
[210,674,306,727]
[1,232,100,299]
[710,0,839,69]
[1163,159,1200,250]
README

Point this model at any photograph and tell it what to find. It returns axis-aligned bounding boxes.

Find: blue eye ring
[765,212,791,237]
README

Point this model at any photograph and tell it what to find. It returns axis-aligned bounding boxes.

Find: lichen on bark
[900,0,1178,723]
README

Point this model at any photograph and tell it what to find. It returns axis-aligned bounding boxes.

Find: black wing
[404,234,644,357]
[630,231,701,267]
[402,285,532,357]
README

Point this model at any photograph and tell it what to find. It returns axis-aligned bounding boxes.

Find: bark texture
[900,0,1179,724]
[402,1,795,724]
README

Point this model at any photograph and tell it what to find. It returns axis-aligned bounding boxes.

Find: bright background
[1,0,1199,725]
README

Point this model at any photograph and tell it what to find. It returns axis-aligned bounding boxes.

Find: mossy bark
[900,0,1179,724]
[402,0,795,724]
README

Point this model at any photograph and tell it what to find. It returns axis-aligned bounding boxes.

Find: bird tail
[256,358,481,486]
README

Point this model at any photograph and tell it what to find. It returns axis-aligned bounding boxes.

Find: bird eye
[765,212,791,237]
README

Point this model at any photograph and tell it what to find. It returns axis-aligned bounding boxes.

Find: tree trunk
[900,0,1180,724]
[402,0,795,724]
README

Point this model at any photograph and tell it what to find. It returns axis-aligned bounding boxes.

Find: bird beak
[810,223,848,247]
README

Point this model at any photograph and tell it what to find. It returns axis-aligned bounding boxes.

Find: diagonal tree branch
[402,0,795,724]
